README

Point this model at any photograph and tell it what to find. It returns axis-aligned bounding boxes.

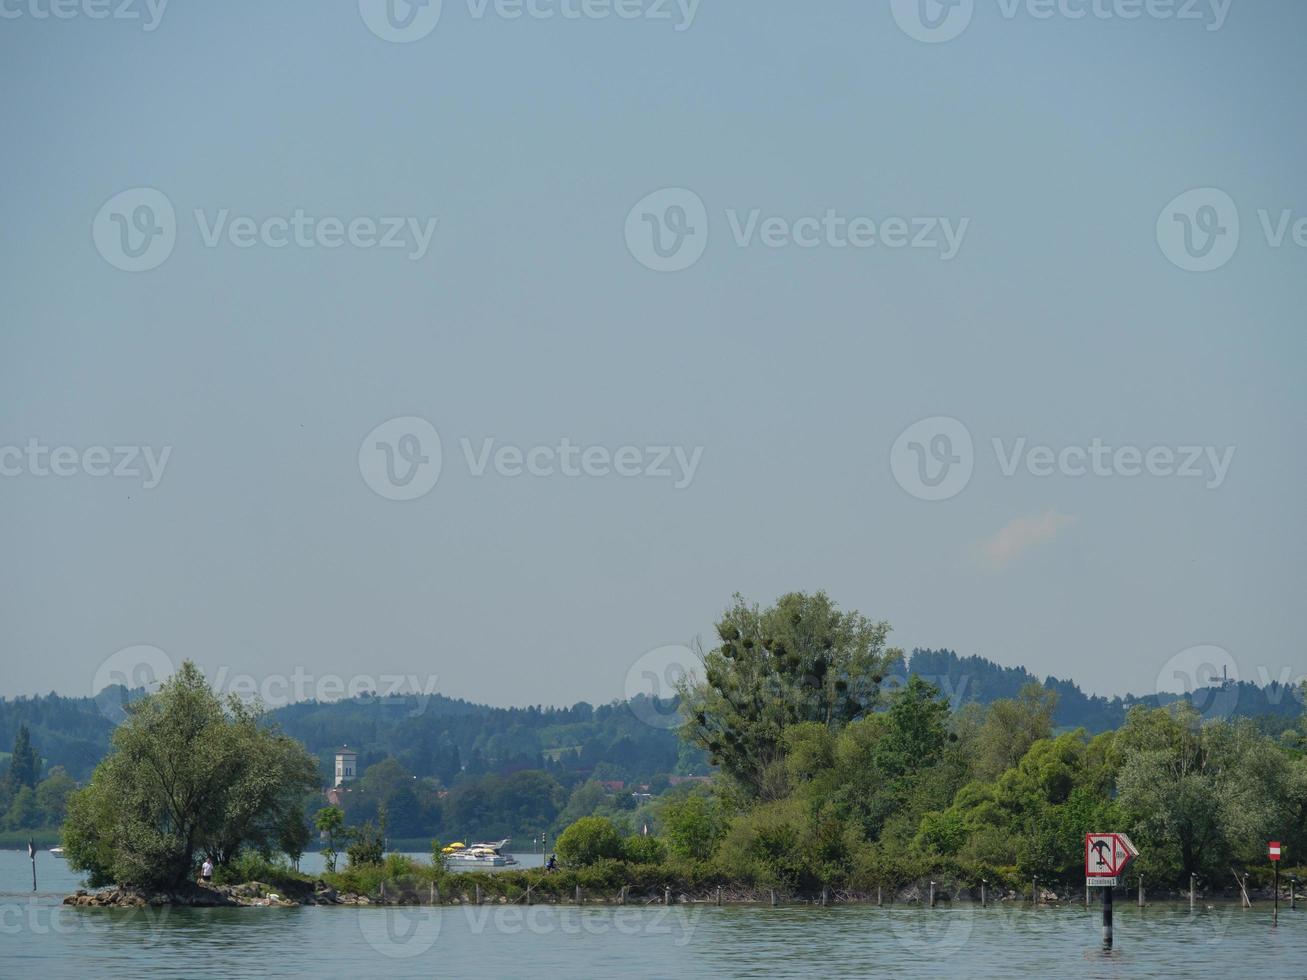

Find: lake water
[3,850,1304,979]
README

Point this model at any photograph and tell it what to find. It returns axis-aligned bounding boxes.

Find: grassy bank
[210,852,1307,906]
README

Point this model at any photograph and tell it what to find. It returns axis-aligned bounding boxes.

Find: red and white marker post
[1086,833,1139,951]
[1270,842,1283,926]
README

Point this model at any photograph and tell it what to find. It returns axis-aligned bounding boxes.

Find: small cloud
[976,510,1076,571]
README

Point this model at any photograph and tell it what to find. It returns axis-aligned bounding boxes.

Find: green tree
[35,767,77,826]
[555,816,624,867]
[315,805,345,873]
[974,683,1058,781]
[345,819,385,867]
[6,725,41,792]
[662,793,726,860]
[61,661,319,889]
[680,592,900,799]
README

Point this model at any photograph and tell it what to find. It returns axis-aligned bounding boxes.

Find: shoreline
[63,878,1299,910]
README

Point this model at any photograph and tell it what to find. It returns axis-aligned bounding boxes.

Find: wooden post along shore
[980,879,986,909]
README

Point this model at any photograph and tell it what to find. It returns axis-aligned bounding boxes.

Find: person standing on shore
[201,858,214,884]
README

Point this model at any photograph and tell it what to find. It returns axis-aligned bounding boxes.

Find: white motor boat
[442,840,517,869]
[49,847,65,857]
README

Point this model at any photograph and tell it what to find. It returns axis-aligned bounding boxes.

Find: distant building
[334,746,359,788]
[598,780,625,792]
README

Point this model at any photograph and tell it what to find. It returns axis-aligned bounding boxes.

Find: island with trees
[1,591,1300,908]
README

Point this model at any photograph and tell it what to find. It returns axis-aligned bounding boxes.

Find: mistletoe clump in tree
[679,591,901,800]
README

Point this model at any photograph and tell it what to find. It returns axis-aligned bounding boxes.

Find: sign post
[1086,833,1139,951]
[1270,842,1281,927]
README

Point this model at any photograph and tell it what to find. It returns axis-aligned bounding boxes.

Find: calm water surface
[3,850,1303,979]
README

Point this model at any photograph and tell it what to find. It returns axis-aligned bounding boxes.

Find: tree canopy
[62,662,318,888]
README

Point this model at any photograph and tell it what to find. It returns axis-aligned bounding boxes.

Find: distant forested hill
[900,648,1304,733]
[3,652,1301,782]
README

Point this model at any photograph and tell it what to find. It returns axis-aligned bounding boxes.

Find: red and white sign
[1086,833,1139,878]
[1269,841,1282,862]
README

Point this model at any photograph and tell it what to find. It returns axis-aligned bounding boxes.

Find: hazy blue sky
[2,0,1304,710]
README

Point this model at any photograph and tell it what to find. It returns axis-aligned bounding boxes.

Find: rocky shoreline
[63,878,1295,909]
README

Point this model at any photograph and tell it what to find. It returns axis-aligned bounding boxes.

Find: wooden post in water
[475,884,482,906]
[980,880,986,909]
[716,886,722,906]
[822,885,829,907]
[664,886,672,906]
[429,882,434,905]
[876,885,882,908]
[380,881,386,902]
[1291,876,1298,911]
[1102,885,1114,951]
[1085,879,1089,909]
[1189,874,1195,910]
[526,883,532,906]
[620,885,627,906]
[576,885,582,905]
[1137,874,1144,908]
[1032,876,1038,907]
[928,881,935,909]
[770,889,777,908]
[1243,874,1251,909]
[434,883,441,904]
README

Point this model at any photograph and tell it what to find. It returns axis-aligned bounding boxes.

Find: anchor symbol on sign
[1091,839,1112,869]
